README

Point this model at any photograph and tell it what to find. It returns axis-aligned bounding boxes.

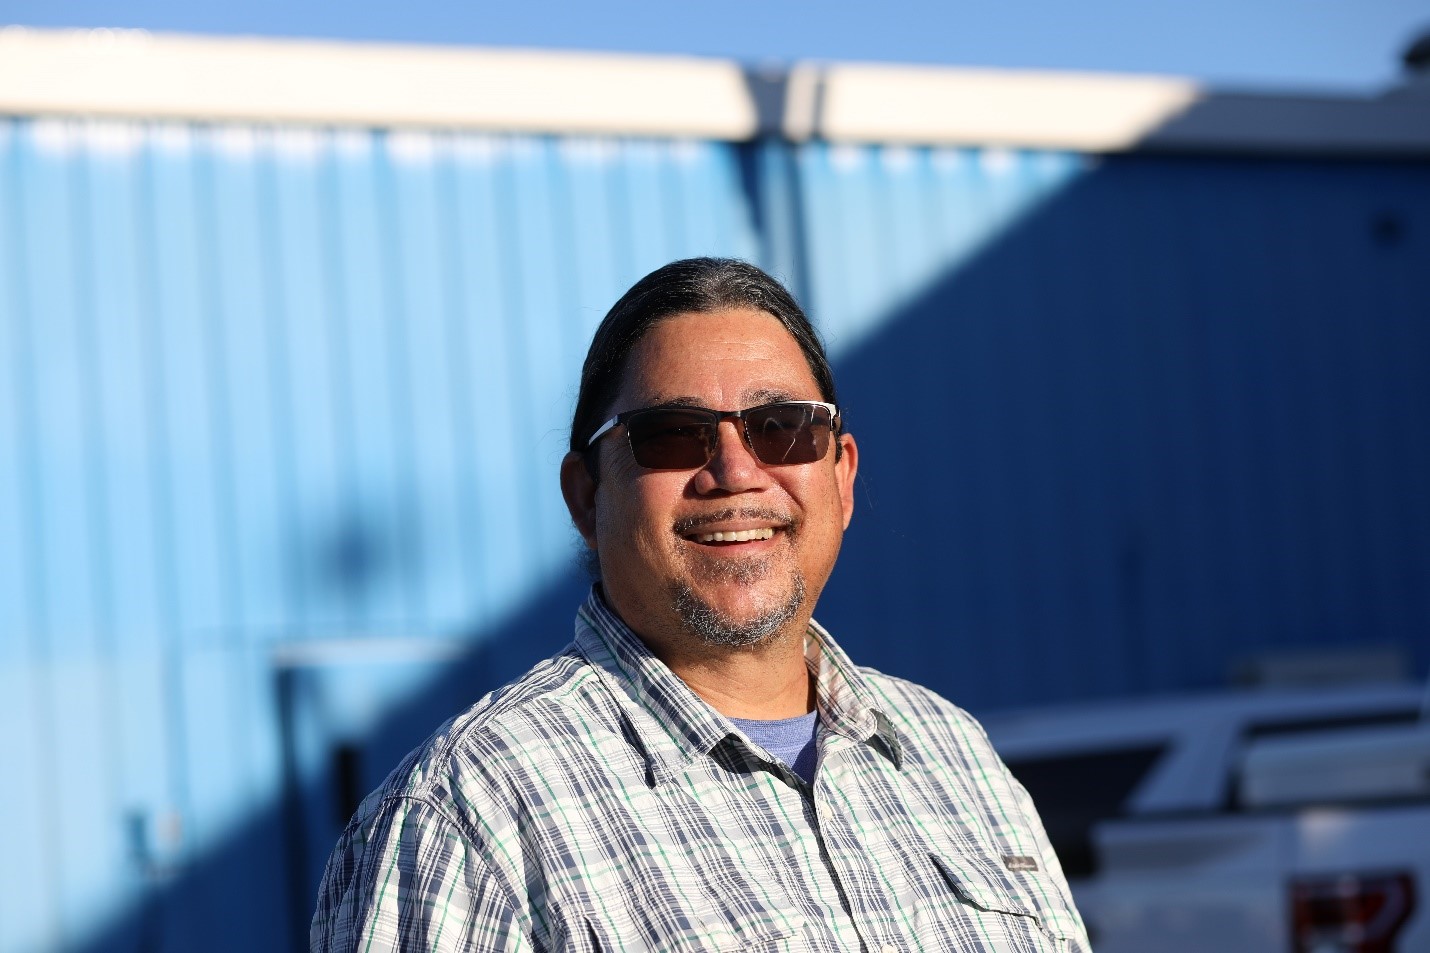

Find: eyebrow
[638,388,800,411]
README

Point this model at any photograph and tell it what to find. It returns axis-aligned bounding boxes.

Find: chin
[669,573,807,649]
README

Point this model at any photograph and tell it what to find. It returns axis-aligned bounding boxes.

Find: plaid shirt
[312,589,1090,952]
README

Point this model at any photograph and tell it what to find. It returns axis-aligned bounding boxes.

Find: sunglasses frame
[586,400,840,471]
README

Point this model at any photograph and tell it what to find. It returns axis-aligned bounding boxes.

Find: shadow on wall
[71,567,590,953]
[69,152,1430,953]
[822,152,1430,710]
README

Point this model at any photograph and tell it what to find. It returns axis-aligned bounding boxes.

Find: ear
[560,451,599,549]
[835,432,858,530]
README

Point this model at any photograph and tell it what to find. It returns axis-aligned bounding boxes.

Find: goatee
[669,563,806,648]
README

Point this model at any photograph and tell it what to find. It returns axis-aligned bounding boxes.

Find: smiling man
[312,259,1090,952]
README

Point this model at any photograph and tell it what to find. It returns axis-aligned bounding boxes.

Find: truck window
[1244,709,1420,741]
[1225,709,1421,810]
[1005,745,1166,879]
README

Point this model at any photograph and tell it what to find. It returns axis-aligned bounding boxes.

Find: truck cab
[982,683,1430,952]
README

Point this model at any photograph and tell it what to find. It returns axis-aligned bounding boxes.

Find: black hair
[569,258,839,475]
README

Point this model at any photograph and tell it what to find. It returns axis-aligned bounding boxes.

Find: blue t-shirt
[730,710,820,784]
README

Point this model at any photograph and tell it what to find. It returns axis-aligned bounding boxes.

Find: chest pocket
[560,865,808,953]
[926,850,1082,948]
[577,910,806,953]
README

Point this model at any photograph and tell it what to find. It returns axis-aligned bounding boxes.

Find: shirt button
[880,946,897,953]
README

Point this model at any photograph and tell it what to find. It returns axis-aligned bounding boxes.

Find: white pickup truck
[981,682,1430,952]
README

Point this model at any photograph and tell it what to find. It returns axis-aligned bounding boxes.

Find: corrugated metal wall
[2,116,1428,952]
[809,145,1430,710]
[0,118,759,953]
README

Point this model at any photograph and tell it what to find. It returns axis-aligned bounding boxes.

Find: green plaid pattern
[311,589,1090,952]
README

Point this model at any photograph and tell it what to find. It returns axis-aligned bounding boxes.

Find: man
[312,258,1090,952]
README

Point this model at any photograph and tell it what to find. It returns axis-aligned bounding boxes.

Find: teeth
[693,527,775,544]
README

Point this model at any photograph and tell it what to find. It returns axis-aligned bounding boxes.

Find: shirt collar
[804,615,903,766]
[574,586,902,785]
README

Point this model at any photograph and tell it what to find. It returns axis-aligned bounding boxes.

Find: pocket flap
[928,851,1077,941]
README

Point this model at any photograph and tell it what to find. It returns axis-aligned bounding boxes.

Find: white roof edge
[4,27,1430,155]
[0,27,760,139]
[804,62,1430,155]
[801,62,1206,152]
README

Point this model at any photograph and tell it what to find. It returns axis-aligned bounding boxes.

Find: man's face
[565,308,857,653]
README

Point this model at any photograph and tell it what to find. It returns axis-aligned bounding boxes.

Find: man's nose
[695,419,769,492]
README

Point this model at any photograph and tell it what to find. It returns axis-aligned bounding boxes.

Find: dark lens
[625,408,716,469]
[746,403,831,465]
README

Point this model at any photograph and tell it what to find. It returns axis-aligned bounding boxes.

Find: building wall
[802,144,1430,706]
[0,118,760,953]
[1,113,1428,951]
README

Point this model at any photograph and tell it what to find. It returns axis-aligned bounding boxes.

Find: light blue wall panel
[18,122,97,658]
[0,121,30,665]
[447,138,529,628]
[0,116,760,953]
[85,126,166,654]
[270,129,348,636]
[49,659,132,945]
[208,127,288,637]
[0,122,60,953]
[325,129,411,630]
[0,130,38,952]
[385,131,467,629]
[0,669,57,953]
[149,127,232,644]
[557,139,628,359]
[504,137,578,579]
[7,121,142,951]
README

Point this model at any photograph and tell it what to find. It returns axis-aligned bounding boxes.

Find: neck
[594,583,819,719]
[647,623,816,720]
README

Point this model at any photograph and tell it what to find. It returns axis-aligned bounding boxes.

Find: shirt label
[1002,855,1039,873]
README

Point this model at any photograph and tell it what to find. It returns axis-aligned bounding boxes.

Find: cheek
[595,479,678,565]
[791,476,847,562]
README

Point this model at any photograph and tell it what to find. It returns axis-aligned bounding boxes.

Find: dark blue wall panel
[818,152,1430,710]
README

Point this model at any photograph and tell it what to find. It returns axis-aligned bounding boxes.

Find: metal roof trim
[803,62,1204,151]
[801,62,1430,155]
[4,27,1430,154]
[0,27,760,138]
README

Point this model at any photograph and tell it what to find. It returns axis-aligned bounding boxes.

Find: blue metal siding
[0,118,760,953]
[814,150,1430,710]
[2,113,1428,952]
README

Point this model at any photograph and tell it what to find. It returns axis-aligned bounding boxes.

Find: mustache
[672,506,795,535]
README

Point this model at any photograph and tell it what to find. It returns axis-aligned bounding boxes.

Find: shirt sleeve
[311,795,532,953]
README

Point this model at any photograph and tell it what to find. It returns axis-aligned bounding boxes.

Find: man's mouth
[675,510,790,547]
[689,527,776,544]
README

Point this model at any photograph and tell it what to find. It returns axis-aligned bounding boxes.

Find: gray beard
[669,558,806,648]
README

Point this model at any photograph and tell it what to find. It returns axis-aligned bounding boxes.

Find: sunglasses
[587,400,839,471]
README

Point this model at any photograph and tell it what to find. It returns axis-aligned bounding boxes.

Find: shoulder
[313,642,632,945]
[352,641,627,837]
[856,666,998,756]
[853,667,1029,814]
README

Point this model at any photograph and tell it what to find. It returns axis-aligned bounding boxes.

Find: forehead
[618,308,820,409]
